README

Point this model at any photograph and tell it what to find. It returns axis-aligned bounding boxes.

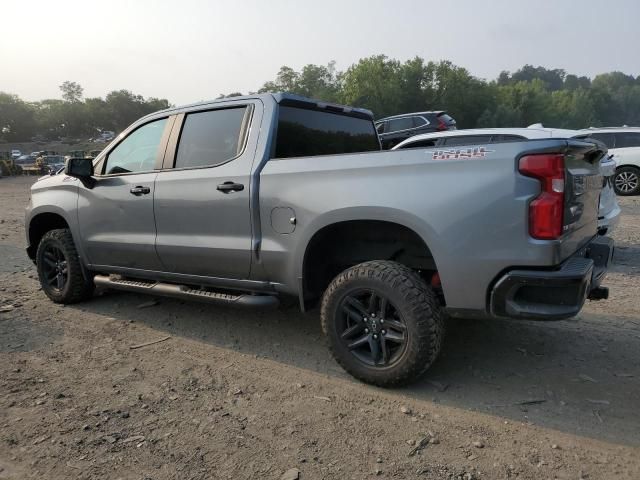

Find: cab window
[175,107,249,169]
[104,118,168,175]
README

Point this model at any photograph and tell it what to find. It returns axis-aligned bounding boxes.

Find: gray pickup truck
[25,93,613,386]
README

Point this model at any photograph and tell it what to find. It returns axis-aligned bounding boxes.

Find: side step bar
[93,275,279,308]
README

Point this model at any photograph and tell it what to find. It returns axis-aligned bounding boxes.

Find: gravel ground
[1,176,639,479]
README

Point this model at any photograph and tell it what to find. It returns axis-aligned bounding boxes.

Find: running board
[93,275,279,308]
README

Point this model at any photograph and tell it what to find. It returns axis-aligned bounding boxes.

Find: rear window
[274,106,380,159]
[413,116,428,127]
[387,117,414,133]
[437,113,456,124]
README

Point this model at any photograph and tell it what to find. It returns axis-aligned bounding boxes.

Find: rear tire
[613,166,640,196]
[320,260,444,387]
[36,229,94,304]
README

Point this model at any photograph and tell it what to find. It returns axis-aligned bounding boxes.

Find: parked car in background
[393,127,621,234]
[11,149,21,159]
[44,155,66,173]
[92,131,116,143]
[14,154,33,165]
[375,111,456,149]
[576,127,640,196]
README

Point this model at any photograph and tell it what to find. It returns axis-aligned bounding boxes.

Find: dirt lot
[1,176,639,479]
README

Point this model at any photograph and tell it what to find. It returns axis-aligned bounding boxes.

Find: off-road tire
[36,228,94,304]
[321,260,444,387]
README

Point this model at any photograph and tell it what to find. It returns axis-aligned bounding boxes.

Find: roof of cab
[149,92,374,121]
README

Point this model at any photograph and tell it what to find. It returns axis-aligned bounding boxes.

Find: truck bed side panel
[258,139,589,311]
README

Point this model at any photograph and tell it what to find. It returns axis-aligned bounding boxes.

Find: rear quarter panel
[258,140,577,311]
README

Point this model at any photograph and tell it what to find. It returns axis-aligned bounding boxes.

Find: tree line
[251,57,640,129]
[2,56,640,143]
[0,81,170,142]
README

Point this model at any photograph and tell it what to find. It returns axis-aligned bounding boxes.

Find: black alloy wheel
[36,229,94,303]
[337,289,408,368]
[321,260,444,387]
[41,243,69,293]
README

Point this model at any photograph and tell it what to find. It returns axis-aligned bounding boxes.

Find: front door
[153,103,257,279]
[78,117,170,271]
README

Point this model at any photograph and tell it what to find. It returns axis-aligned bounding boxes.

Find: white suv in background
[392,127,621,234]
[577,128,640,196]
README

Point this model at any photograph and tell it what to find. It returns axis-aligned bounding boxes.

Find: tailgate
[560,140,606,258]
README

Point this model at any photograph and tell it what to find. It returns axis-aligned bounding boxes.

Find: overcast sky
[2,0,639,105]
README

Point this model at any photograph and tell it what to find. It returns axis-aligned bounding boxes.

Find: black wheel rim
[337,289,408,368]
[41,244,68,293]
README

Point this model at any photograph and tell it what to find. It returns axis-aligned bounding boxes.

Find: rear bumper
[489,236,614,320]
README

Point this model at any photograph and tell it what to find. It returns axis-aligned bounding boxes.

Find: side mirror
[65,157,94,178]
[64,158,95,188]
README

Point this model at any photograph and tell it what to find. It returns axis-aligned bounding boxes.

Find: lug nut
[380,319,384,323]
[373,334,378,339]
[371,313,376,317]
[381,330,386,335]
[365,328,369,333]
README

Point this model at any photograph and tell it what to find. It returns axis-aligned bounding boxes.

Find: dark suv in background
[375,111,456,149]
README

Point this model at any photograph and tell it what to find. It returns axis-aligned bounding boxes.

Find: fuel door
[271,207,296,234]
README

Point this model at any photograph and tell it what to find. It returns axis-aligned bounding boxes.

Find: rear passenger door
[153,101,259,279]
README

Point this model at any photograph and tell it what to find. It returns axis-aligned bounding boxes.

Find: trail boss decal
[431,146,494,160]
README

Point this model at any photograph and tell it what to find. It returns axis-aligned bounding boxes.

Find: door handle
[217,181,244,193]
[130,186,151,196]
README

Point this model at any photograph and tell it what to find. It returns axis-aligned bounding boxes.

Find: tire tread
[320,260,444,387]
[36,229,94,304]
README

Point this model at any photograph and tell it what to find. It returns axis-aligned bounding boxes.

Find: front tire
[36,229,94,304]
[320,261,444,387]
[614,166,640,196]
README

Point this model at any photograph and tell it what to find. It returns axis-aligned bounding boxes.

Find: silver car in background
[393,126,621,234]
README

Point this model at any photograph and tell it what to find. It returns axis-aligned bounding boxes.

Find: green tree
[258,62,342,102]
[501,65,566,91]
[259,66,300,93]
[60,81,84,103]
[0,92,36,141]
[340,55,404,118]
[549,88,598,128]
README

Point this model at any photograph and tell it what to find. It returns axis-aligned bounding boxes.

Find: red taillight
[518,154,565,240]
[436,118,447,131]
